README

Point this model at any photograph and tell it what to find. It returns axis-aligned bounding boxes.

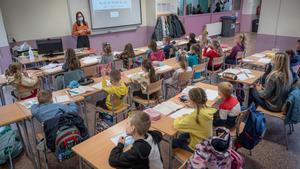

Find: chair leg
[8,151,15,169]
[94,111,98,135]
[283,121,288,150]
[43,146,49,169]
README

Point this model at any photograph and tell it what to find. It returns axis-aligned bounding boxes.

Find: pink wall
[240,14,257,32]
[256,34,299,52]
[0,46,12,72]
[179,14,211,36]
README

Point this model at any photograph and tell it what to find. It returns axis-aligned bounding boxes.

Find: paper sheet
[258,58,271,64]
[153,101,184,116]
[204,89,219,101]
[43,66,63,74]
[40,63,63,70]
[252,53,266,58]
[111,132,134,147]
[242,59,253,62]
[156,65,172,72]
[170,108,195,119]
[91,80,111,90]
[181,86,196,95]
[237,74,255,81]
[20,100,38,109]
[54,95,70,103]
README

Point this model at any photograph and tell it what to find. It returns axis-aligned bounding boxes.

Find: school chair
[55,69,85,90]
[164,71,193,99]
[95,93,131,134]
[132,79,163,108]
[207,56,224,84]
[225,51,246,68]
[173,148,193,169]
[192,60,208,83]
[256,106,291,150]
[83,64,99,77]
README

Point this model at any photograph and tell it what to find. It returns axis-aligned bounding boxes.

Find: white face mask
[78,16,83,22]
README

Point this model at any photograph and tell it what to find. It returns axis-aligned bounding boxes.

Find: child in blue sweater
[31,90,78,123]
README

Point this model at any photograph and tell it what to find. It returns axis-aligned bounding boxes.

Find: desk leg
[23,120,39,169]
[243,85,250,108]
[29,119,42,169]
[82,100,89,130]
[16,122,28,156]
[79,157,83,169]
[0,86,6,106]
[169,136,173,169]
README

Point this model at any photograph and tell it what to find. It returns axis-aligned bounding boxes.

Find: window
[234,0,241,10]
[212,0,233,13]
[186,0,212,15]
[177,0,184,16]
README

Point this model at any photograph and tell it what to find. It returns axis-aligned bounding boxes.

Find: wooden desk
[73,119,128,169]
[243,50,275,68]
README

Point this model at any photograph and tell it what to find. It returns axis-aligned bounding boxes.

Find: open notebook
[153,101,184,116]
[67,86,96,97]
[170,108,195,119]
[111,131,134,147]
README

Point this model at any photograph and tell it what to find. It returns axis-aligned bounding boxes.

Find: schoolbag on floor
[237,103,267,150]
[0,126,23,165]
[55,126,82,162]
[229,149,244,169]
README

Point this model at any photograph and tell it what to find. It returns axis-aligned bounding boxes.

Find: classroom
[0,0,299,168]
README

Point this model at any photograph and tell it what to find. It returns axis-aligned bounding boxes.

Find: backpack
[229,149,244,169]
[0,126,23,165]
[55,126,82,162]
[237,103,267,150]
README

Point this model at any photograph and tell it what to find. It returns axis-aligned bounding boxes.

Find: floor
[2,33,300,169]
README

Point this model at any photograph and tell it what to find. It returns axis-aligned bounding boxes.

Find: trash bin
[252,19,259,32]
[221,16,237,37]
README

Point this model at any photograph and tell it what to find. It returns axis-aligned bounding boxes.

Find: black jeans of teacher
[77,35,90,48]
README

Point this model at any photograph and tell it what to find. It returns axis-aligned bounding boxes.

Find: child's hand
[118,136,125,144]
[256,84,263,91]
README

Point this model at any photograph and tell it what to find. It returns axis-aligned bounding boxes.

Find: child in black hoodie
[109,112,164,169]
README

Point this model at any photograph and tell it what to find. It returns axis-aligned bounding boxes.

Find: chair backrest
[212,56,224,66]
[83,65,99,77]
[114,59,124,71]
[15,81,41,100]
[178,71,194,82]
[63,69,85,86]
[236,51,245,60]
[147,79,163,95]
[193,61,208,74]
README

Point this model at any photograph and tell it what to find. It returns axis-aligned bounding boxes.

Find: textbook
[153,101,184,116]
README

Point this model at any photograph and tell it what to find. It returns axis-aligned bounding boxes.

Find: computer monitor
[36,38,64,56]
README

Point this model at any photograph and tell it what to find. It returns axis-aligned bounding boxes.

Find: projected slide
[92,0,132,10]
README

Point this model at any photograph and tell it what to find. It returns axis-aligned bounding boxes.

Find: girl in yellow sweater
[173,88,216,152]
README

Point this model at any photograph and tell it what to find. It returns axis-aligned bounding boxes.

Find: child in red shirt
[203,40,223,71]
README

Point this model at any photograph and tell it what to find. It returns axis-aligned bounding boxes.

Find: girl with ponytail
[173,88,216,152]
[225,33,246,65]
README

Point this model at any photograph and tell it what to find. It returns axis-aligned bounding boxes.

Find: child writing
[187,44,202,79]
[173,88,216,152]
[62,48,81,71]
[109,112,163,169]
[148,40,165,62]
[101,42,114,65]
[203,40,223,71]
[31,90,78,123]
[187,33,197,51]
[250,52,293,112]
[5,63,38,100]
[117,43,136,69]
[225,33,246,65]
[163,36,176,59]
[213,82,241,129]
[96,69,128,110]
[164,54,192,97]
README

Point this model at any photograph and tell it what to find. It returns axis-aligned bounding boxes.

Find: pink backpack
[229,149,244,169]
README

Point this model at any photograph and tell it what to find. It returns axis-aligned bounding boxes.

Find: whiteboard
[206,22,222,37]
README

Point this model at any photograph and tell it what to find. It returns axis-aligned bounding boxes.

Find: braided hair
[188,88,208,125]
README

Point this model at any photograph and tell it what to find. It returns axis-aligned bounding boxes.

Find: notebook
[252,53,266,58]
[20,100,38,109]
[153,101,184,116]
[170,108,195,119]
[54,95,70,103]
[204,89,219,101]
[111,132,134,147]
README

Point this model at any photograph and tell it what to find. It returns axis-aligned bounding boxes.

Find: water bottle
[29,47,34,60]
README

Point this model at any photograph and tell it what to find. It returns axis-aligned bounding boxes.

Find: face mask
[78,17,83,22]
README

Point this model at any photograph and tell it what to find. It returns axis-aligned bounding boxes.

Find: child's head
[189,33,196,41]
[126,111,151,137]
[102,42,112,55]
[163,36,171,45]
[142,58,156,83]
[235,33,246,46]
[268,52,292,86]
[148,40,158,52]
[190,44,198,53]
[188,88,207,124]
[212,40,223,57]
[109,69,121,84]
[218,82,233,99]
[178,54,188,70]
[37,90,53,104]
[297,40,300,50]
[65,48,81,70]
[5,63,22,76]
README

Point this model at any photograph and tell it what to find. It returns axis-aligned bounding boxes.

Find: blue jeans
[172,133,194,153]
[225,57,237,65]
[249,88,268,110]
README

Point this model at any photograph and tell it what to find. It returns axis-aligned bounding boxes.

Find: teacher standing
[72,11,91,48]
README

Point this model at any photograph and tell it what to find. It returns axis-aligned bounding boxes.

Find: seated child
[187,33,197,51]
[203,40,223,71]
[148,40,165,62]
[109,111,163,169]
[96,69,128,110]
[187,44,201,79]
[101,42,114,65]
[117,43,136,69]
[296,39,300,55]
[164,54,192,97]
[286,50,300,67]
[163,36,176,59]
[5,63,38,100]
[62,48,81,72]
[213,82,241,129]
[31,90,78,123]
[225,33,246,65]
[173,88,216,152]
